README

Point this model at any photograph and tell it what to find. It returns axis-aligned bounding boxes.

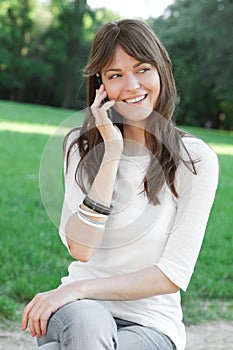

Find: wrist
[104,139,123,158]
[61,281,86,300]
[103,147,122,161]
[73,280,87,299]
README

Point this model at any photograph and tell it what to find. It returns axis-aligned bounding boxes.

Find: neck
[123,124,145,145]
[123,124,149,156]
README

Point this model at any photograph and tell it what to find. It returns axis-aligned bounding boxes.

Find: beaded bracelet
[83,196,113,216]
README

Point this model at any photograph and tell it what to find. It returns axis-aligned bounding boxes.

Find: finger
[26,294,46,337]
[91,103,115,128]
[28,316,37,338]
[100,100,115,112]
[93,100,115,119]
[92,86,107,107]
[29,296,59,338]
[28,302,47,338]
[21,297,38,331]
[21,309,29,332]
[40,308,53,336]
[95,102,116,128]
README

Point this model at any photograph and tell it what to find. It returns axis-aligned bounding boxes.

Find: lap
[37,301,175,350]
[37,300,117,348]
[115,318,175,350]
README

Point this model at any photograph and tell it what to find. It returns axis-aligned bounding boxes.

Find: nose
[125,74,140,91]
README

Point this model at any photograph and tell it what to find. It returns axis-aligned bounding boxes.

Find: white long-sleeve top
[59,134,219,350]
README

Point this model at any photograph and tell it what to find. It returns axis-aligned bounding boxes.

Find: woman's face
[101,46,161,126]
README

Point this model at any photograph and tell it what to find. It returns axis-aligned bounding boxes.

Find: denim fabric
[37,300,176,350]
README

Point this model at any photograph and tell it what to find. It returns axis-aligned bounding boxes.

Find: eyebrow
[103,62,145,75]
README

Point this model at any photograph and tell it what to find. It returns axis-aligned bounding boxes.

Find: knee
[54,300,116,334]
[46,300,117,348]
[54,300,117,347]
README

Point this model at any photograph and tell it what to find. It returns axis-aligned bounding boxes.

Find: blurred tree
[0,0,53,102]
[0,0,119,109]
[43,1,120,108]
[0,0,33,100]
[149,0,233,129]
[43,0,92,108]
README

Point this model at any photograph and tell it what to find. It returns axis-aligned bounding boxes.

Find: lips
[123,94,147,104]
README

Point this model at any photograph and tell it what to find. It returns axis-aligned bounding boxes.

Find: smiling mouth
[123,94,148,104]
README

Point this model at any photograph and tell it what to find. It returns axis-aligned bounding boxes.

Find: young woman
[22,19,219,350]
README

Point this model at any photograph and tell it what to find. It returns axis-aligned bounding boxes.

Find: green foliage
[0,296,20,320]
[44,0,91,108]
[148,0,233,129]
[0,101,75,317]
[178,125,233,322]
[0,0,33,89]
[0,100,233,323]
[0,0,54,101]
[1,0,232,128]
[0,0,118,109]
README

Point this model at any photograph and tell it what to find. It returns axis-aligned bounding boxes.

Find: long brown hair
[65,19,196,204]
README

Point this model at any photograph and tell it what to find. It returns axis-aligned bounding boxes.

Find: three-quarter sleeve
[156,138,219,291]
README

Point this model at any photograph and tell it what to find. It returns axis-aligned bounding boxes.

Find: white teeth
[125,95,146,103]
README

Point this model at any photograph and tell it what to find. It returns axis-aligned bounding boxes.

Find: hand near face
[91,84,123,155]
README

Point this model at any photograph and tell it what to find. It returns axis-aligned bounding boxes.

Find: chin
[114,102,152,124]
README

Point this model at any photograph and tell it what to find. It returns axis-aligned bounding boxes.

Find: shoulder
[174,134,219,198]
[64,127,81,152]
[63,127,82,170]
[182,135,218,166]
[180,135,219,184]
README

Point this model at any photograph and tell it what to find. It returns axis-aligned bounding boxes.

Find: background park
[0,0,232,346]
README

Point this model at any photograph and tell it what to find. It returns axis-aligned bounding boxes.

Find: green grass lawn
[0,100,232,325]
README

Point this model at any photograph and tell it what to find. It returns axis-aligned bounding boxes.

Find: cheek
[152,73,161,90]
[151,75,161,102]
[105,85,120,100]
[102,78,120,100]
[141,72,160,95]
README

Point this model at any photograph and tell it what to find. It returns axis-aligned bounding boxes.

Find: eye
[138,67,151,74]
[109,74,121,80]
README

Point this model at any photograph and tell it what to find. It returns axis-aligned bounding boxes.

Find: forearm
[75,266,179,301]
[87,147,121,206]
[65,148,121,260]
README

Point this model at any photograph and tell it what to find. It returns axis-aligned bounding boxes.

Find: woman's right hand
[91,84,123,154]
[21,284,83,338]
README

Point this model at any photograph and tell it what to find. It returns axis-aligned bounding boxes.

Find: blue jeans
[37,300,176,350]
